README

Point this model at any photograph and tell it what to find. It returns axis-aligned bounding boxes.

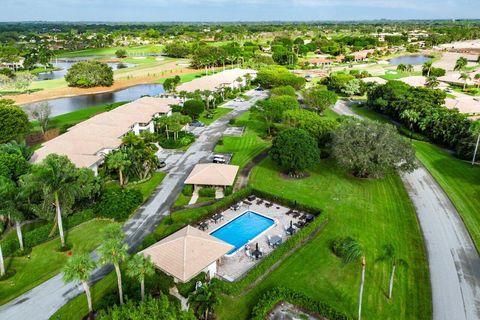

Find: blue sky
[1,0,479,21]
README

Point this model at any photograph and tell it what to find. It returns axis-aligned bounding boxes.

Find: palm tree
[342,238,365,320]
[381,244,397,299]
[0,177,25,251]
[107,151,131,187]
[422,61,433,77]
[405,64,414,72]
[126,254,155,301]
[459,73,470,91]
[454,57,468,71]
[99,224,129,305]
[425,76,439,89]
[201,90,213,111]
[0,244,5,277]
[188,283,218,320]
[63,254,96,314]
[396,64,407,72]
[471,121,480,165]
[21,154,81,248]
[474,73,480,89]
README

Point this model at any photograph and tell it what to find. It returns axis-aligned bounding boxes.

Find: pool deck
[195,199,302,281]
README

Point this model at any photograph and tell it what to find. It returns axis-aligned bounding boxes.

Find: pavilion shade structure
[184,163,239,187]
[140,226,233,283]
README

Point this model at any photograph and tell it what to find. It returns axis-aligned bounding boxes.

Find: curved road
[334,100,480,320]
[0,90,268,320]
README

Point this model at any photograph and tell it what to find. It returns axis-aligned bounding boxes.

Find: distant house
[176,68,257,93]
[140,225,233,283]
[31,97,178,175]
[0,58,24,70]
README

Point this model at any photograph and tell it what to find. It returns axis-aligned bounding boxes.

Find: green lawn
[214,112,270,168]
[199,107,232,125]
[173,193,192,208]
[413,141,480,250]
[351,104,480,251]
[56,45,165,58]
[0,219,114,305]
[215,158,431,320]
[380,71,421,80]
[128,172,167,201]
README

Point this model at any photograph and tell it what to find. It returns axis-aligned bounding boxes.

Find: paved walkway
[0,90,268,320]
[334,100,480,320]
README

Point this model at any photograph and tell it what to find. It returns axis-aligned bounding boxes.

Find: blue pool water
[210,211,274,254]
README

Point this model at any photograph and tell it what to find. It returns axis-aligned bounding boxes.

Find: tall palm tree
[99,224,129,305]
[396,64,407,72]
[63,254,96,314]
[21,154,81,248]
[0,177,25,251]
[459,73,470,91]
[454,57,468,71]
[342,238,365,320]
[382,244,397,299]
[405,64,414,72]
[107,151,131,187]
[422,61,433,77]
[126,254,155,301]
[425,76,439,89]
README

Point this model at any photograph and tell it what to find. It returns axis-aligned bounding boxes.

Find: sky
[1,0,479,22]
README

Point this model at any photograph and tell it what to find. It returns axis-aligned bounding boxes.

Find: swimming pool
[210,211,275,254]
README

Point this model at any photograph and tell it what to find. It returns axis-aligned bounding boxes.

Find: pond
[389,54,432,65]
[36,58,136,80]
[23,83,165,117]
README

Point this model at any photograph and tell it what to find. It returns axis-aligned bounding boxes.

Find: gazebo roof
[140,226,233,282]
[184,163,239,186]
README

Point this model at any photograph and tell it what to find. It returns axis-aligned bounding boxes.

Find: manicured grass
[0,219,114,305]
[56,45,164,58]
[128,172,167,201]
[215,158,431,320]
[154,70,207,85]
[351,104,480,250]
[173,193,192,208]
[198,107,232,125]
[380,71,421,80]
[214,112,270,168]
[413,141,480,250]
[31,101,128,133]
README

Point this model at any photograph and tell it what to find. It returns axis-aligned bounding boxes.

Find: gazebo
[184,163,239,189]
[140,226,233,283]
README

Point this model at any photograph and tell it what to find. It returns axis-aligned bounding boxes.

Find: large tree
[106,150,131,187]
[303,88,338,113]
[331,119,417,178]
[182,99,205,120]
[251,95,299,134]
[99,224,129,305]
[0,99,30,144]
[20,154,86,248]
[269,128,319,175]
[63,254,96,314]
[65,61,114,88]
[26,102,52,134]
[454,57,468,71]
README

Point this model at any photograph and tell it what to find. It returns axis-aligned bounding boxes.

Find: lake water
[23,83,165,117]
[389,55,432,65]
[36,59,136,80]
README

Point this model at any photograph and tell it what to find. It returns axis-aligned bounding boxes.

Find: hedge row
[94,187,143,221]
[250,287,350,320]
[0,209,95,257]
[214,216,326,295]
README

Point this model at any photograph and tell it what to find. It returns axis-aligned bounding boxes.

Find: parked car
[233,97,245,102]
[213,154,226,163]
[255,87,264,91]
[158,160,167,168]
[190,120,205,127]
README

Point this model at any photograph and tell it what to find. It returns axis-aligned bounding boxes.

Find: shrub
[182,184,193,196]
[182,99,205,120]
[158,132,195,149]
[177,272,206,298]
[250,287,350,320]
[199,187,216,197]
[228,118,236,125]
[115,49,127,58]
[224,186,233,196]
[330,236,357,259]
[65,61,114,88]
[94,187,143,221]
